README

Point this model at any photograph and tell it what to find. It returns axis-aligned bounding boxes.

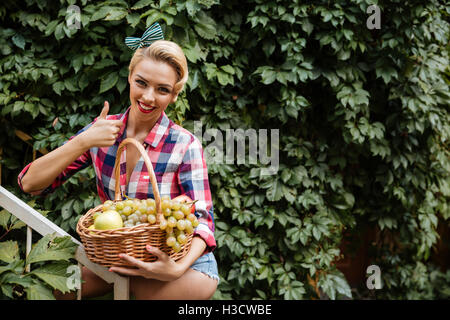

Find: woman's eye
[136,80,146,86]
[159,87,170,93]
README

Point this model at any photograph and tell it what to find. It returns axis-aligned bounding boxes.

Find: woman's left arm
[109,236,206,281]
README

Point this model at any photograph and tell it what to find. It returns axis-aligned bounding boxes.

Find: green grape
[166,226,174,234]
[124,199,134,208]
[161,195,171,202]
[167,216,177,228]
[159,219,168,230]
[147,214,156,224]
[192,219,199,227]
[138,204,147,215]
[140,214,148,223]
[102,200,114,212]
[121,214,127,221]
[181,204,191,216]
[122,206,132,216]
[146,206,156,215]
[129,213,138,223]
[177,232,187,244]
[187,213,196,222]
[166,236,176,247]
[124,221,134,228]
[173,210,184,220]
[184,220,194,234]
[146,199,156,207]
[132,201,140,212]
[172,241,182,253]
[176,219,186,231]
[172,202,181,211]
[161,199,171,210]
[115,201,125,210]
[163,208,172,217]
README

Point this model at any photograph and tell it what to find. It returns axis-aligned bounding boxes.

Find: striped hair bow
[124,22,164,50]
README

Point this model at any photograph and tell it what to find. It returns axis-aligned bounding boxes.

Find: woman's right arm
[20,102,123,193]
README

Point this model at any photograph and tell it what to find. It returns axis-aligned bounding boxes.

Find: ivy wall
[0,0,449,299]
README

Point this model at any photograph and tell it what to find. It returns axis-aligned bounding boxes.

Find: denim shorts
[189,252,219,283]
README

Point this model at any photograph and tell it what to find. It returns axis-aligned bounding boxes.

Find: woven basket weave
[76,138,193,267]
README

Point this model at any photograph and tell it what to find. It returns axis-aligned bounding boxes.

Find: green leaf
[12,34,25,49]
[61,199,75,220]
[0,209,11,229]
[194,11,216,40]
[0,241,20,263]
[52,81,65,95]
[29,262,74,294]
[220,65,235,75]
[90,6,111,21]
[105,8,128,21]
[261,68,276,85]
[266,178,284,202]
[2,272,34,288]
[10,216,26,230]
[0,260,25,276]
[26,234,77,265]
[25,283,56,300]
[126,13,141,27]
[93,59,117,70]
[131,0,154,10]
[99,72,119,93]
[343,192,355,208]
[184,43,206,63]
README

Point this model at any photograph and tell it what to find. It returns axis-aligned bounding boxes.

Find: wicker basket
[76,138,193,267]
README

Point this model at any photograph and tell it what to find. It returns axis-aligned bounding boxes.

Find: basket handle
[112,138,162,220]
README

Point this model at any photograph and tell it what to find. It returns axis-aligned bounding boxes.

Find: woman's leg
[55,266,217,300]
[130,268,218,300]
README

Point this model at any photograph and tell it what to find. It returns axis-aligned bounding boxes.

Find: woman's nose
[142,88,155,104]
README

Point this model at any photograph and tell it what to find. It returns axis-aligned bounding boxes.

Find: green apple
[94,210,123,230]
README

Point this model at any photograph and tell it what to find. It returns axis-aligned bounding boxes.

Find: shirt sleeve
[178,136,216,254]
[17,124,93,196]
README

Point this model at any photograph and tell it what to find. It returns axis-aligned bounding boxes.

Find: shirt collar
[117,107,171,148]
[144,111,171,148]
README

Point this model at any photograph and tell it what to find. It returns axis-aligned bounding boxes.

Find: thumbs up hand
[79,101,124,149]
[98,101,110,120]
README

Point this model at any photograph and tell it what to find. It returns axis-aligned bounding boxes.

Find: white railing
[0,185,130,300]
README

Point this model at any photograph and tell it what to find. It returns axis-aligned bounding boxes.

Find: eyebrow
[136,74,173,89]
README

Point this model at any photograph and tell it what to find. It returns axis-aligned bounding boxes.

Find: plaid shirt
[18,107,216,253]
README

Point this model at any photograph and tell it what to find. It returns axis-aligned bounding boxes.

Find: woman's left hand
[109,245,184,281]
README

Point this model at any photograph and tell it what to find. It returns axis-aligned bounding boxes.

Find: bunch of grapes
[158,195,199,253]
[100,196,199,253]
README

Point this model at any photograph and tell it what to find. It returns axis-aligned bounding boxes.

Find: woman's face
[128,58,178,122]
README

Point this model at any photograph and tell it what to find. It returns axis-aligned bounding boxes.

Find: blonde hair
[128,40,188,95]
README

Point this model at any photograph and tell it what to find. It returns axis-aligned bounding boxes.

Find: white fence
[0,185,130,300]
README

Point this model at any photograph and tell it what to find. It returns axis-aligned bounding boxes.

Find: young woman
[18,24,218,300]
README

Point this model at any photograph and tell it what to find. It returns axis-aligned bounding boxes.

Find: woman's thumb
[99,101,109,119]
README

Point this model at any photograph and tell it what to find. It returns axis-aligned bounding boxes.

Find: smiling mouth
[138,101,156,113]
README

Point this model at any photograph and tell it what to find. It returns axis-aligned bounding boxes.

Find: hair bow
[125,22,164,50]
